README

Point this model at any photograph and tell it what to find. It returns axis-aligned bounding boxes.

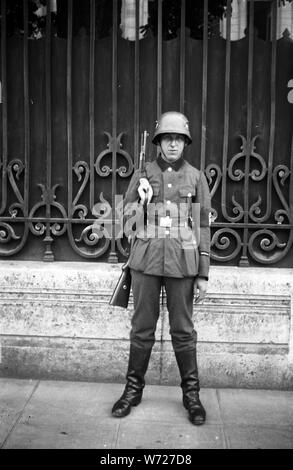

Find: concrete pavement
[0,378,292,449]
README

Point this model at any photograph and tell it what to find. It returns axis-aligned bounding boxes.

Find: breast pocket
[179,187,196,201]
[178,187,196,219]
[151,185,160,202]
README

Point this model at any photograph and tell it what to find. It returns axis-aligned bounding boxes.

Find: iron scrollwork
[0,158,29,256]
[67,132,133,259]
[210,134,293,265]
[95,132,134,178]
[29,184,68,238]
[0,130,134,261]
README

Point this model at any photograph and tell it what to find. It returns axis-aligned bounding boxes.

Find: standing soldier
[111,111,211,425]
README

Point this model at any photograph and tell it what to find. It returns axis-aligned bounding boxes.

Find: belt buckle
[159,216,172,228]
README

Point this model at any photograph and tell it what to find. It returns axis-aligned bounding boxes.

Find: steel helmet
[152,111,192,145]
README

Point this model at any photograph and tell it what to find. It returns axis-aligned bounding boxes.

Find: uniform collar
[157,153,185,172]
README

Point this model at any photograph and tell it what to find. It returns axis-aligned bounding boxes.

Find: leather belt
[147,216,189,228]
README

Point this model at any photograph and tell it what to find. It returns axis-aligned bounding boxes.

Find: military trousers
[130,269,198,352]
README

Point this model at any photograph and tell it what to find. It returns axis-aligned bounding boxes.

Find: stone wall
[0,261,292,389]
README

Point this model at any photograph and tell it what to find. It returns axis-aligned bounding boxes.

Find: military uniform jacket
[124,154,211,279]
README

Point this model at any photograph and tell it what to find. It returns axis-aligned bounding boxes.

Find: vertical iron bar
[287,113,293,259]
[43,0,53,260]
[67,0,73,219]
[179,0,186,113]
[290,128,293,224]
[259,0,277,222]
[221,0,231,219]
[134,0,140,169]
[46,0,52,206]
[156,0,162,157]
[239,0,254,266]
[200,0,208,171]
[23,0,29,216]
[0,0,7,215]
[89,0,95,210]
[157,0,162,119]
[108,0,118,263]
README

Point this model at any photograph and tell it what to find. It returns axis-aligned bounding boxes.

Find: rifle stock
[109,237,135,309]
[109,260,132,308]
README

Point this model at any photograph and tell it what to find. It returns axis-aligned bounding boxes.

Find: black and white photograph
[0,0,293,453]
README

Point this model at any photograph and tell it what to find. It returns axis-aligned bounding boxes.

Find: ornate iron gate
[0,0,293,266]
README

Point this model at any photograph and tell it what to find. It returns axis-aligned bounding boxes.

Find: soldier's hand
[138,178,153,206]
[194,278,208,304]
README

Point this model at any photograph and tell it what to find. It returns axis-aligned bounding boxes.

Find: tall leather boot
[112,344,152,418]
[175,349,206,425]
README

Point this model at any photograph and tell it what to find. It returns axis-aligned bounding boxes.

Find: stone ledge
[1,336,291,389]
[0,261,292,389]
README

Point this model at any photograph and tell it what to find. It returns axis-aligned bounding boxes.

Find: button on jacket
[124,154,211,279]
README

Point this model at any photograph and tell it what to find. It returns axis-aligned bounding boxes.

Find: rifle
[109,131,149,308]
[139,130,149,174]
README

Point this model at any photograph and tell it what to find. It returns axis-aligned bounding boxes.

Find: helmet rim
[152,111,192,146]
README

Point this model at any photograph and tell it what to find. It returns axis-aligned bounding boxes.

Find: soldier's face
[160,133,186,162]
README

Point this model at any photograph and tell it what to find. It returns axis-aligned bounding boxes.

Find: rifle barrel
[139,130,148,172]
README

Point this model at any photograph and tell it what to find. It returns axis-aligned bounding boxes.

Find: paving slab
[7,380,115,419]
[2,380,120,449]
[0,378,38,448]
[217,389,293,427]
[116,421,226,449]
[4,420,120,449]
[224,425,293,449]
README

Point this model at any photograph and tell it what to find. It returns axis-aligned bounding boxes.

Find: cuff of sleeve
[198,252,210,279]
[198,275,209,281]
